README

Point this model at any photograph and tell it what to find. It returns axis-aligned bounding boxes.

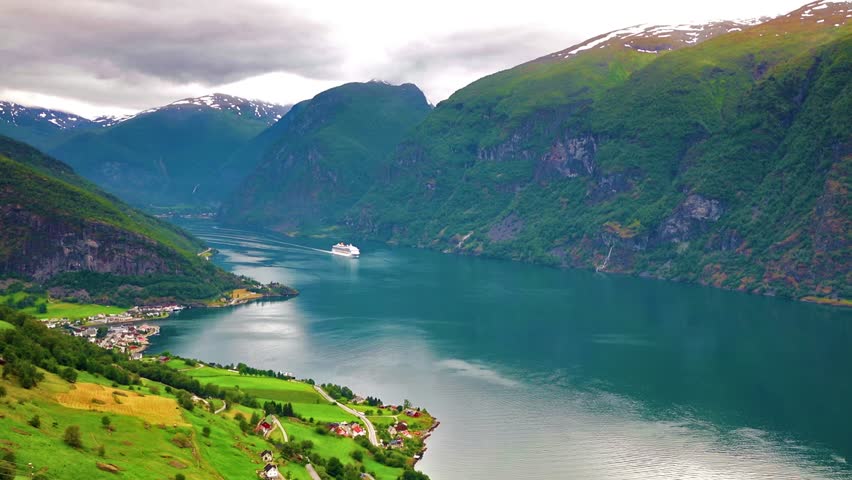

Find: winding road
[313,385,379,446]
[268,415,289,442]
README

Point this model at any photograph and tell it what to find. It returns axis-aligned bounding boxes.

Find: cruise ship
[331,243,360,258]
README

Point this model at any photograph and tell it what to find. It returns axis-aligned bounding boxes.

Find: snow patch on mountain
[550,20,762,59]
[156,93,289,124]
[0,101,95,130]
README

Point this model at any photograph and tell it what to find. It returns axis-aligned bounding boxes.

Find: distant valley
[1,0,849,304]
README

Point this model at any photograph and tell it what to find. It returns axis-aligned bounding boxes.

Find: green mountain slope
[348,1,851,303]
[49,94,289,208]
[0,136,259,305]
[220,81,431,230]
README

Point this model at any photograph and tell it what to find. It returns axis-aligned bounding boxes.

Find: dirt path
[214,400,227,415]
[268,415,289,442]
[306,464,322,480]
[313,385,378,446]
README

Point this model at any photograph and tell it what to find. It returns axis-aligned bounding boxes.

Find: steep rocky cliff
[0,136,249,305]
[348,2,851,303]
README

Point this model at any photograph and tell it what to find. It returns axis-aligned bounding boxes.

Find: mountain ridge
[260,1,849,304]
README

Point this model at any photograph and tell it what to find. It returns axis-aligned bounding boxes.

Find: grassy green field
[0,370,278,480]
[0,320,14,330]
[178,365,410,479]
[182,366,354,423]
[0,292,125,320]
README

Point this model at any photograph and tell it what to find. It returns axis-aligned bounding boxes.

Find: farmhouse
[256,421,273,436]
[263,464,280,479]
[260,450,274,463]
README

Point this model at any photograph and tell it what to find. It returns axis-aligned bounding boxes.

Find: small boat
[331,243,360,258]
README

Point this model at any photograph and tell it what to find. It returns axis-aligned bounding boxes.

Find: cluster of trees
[321,383,354,400]
[262,400,295,418]
[233,362,294,379]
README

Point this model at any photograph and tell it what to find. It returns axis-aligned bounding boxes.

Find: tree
[326,457,343,478]
[351,450,364,462]
[101,416,111,428]
[398,469,430,480]
[36,303,47,314]
[96,327,108,339]
[60,366,78,383]
[175,474,186,480]
[202,426,211,438]
[64,425,83,448]
[97,445,106,457]
[28,415,41,428]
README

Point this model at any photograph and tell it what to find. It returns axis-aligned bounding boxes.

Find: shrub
[60,367,77,383]
[101,416,111,428]
[28,415,41,428]
[64,425,83,448]
[202,426,211,438]
[97,445,106,457]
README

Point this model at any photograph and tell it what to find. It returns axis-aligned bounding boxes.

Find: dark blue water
[151,221,852,479]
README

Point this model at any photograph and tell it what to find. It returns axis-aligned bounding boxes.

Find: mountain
[0,135,266,305]
[0,101,99,151]
[219,81,431,230]
[49,94,291,208]
[338,1,849,303]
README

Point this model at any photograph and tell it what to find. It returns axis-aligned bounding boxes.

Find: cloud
[373,28,574,103]
[0,0,815,116]
[0,0,342,112]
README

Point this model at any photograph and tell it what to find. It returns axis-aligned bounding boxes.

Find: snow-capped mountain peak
[0,101,94,130]
[550,20,764,59]
[157,93,291,125]
[92,114,135,128]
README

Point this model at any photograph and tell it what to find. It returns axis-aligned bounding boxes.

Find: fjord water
[152,221,852,479]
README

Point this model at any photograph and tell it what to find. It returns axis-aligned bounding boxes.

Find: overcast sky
[0,0,812,118]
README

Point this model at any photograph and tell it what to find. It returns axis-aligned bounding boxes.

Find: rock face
[659,194,723,243]
[0,136,207,296]
[1,207,173,281]
[535,136,597,180]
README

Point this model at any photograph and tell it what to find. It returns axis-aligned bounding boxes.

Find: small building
[256,421,272,435]
[263,464,280,479]
[130,351,143,361]
[388,438,404,449]
[404,409,421,418]
[351,424,365,437]
[260,450,274,463]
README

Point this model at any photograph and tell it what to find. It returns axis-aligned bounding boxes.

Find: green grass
[0,369,287,480]
[0,320,14,330]
[182,366,354,423]
[0,292,125,320]
[177,365,409,479]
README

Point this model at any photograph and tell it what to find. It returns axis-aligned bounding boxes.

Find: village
[67,323,161,358]
[37,305,182,357]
